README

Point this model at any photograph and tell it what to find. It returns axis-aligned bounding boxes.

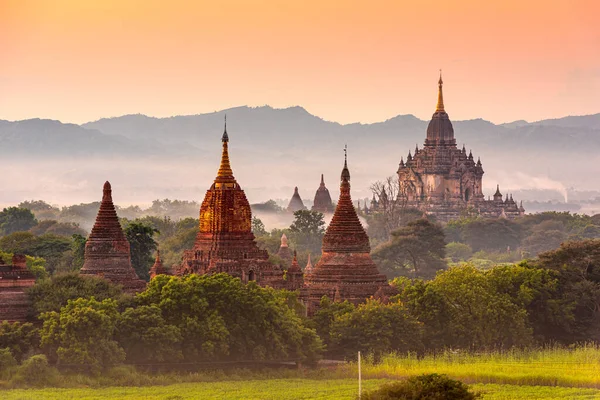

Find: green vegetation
[362,374,480,400]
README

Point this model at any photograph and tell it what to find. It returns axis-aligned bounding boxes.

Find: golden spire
[436,69,445,112]
[216,115,235,183]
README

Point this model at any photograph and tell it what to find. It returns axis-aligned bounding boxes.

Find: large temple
[303,150,389,313]
[287,187,307,213]
[395,74,524,221]
[79,181,146,292]
[176,120,288,288]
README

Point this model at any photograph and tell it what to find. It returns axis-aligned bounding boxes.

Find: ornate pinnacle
[436,70,445,112]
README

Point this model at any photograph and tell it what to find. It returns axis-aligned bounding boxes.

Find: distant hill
[0,106,599,207]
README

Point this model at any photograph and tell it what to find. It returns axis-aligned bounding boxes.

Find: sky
[0,0,599,125]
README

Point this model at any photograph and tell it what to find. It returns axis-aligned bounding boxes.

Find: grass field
[4,346,600,399]
[3,380,600,400]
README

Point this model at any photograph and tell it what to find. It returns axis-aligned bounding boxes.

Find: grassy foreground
[4,346,600,399]
[3,380,600,400]
[349,345,600,389]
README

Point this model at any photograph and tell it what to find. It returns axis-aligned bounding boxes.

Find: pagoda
[287,187,307,213]
[80,181,146,292]
[276,233,293,267]
[149,249,169,279]
[0,254,35,322]
[395,73,523,221]
[304,149,388,313]
[286,250,304,290]
[177,118,285,288]
[311,174,334,213]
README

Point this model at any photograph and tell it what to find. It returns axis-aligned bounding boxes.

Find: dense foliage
[363,374,480,400]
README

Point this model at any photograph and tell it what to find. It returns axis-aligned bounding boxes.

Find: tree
[462,219,522,252]
[251,217,267,236]
[309,296,354,353]
[289,210,325,255]
[426,265,532,350]
[372,219,447,279]
[0,207,37,235]
[0,321,38,362]
[116,305,182,363]
[369,176,423,242]
[534,239,600,341]
[136,273,323,363]
[446,242,473,262]
[330,300,423,360]
[123,221,159,281]
[40,297,125,370]
[71,234,87,270]
[28,272,124,315]
[0,232,72,274]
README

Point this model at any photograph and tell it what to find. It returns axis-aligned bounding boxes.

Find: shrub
[11,354,60,387]
[362,373,480,400]
[0,348,18,379]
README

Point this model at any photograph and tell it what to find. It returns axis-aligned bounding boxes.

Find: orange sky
[0,0,598,124]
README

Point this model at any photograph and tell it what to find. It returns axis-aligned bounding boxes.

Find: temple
[311,174,334,213]
[287,187,307,213]
[149,249,169,279]
[303,148,389,313]
[394,73,524,221]
[79,181,146,292]
[0,254,35,322]
[176,119,287,288]
[276,233,294,267]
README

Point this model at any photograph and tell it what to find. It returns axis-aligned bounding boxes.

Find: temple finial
[436,70,445,112]
[341,145,350,182]
[320,174,325,186]
[222,114,229,142]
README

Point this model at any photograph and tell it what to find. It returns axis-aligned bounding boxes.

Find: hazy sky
[1,0,598,124]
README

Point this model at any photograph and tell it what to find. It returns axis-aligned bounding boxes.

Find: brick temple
[149,249,169,279]
[393,73,525,221]
[79,181,146,292]
[176,119,287,288]
[287,187,307,213]
[276,233,294,268]
[0,254,35,322]
[303,150,389,313]
[311,174,334,213]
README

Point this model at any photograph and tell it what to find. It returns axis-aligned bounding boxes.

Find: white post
[358,351,362,399]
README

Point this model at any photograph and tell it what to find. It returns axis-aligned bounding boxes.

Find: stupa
[311,174,334,213]
[149,249,169,279]
[177,118,286,288]
[276,233,294,267]
[304,148,388,313]
[79,181,146,292]
[287,187,307,213]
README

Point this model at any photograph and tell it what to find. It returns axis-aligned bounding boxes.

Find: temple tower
[286,250,304,290]
[287,187,307,213]
[312,174,334,213]
[80,181,146,292]
[304,149,388,313]
[178,118,285,287]
[276,233,293,267]
[149,249,169,279]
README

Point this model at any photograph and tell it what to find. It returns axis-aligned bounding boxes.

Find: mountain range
[0,106,599,207]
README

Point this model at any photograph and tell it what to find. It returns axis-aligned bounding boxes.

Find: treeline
[1,239,600,376]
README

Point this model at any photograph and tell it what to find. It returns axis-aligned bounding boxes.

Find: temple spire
[320,174,325,187]
[436,70,445,112]
[216,115,235,182]
[341,145,350,182]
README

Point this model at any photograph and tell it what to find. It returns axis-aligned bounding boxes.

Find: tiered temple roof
[287,187,307,213]
[0,254,35,322]
[394,73,524,221]
[177,118,285,288]
[311,174,334,213]
[149,249,169,279]
[79,182,146,293]
[304,149,388,313]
